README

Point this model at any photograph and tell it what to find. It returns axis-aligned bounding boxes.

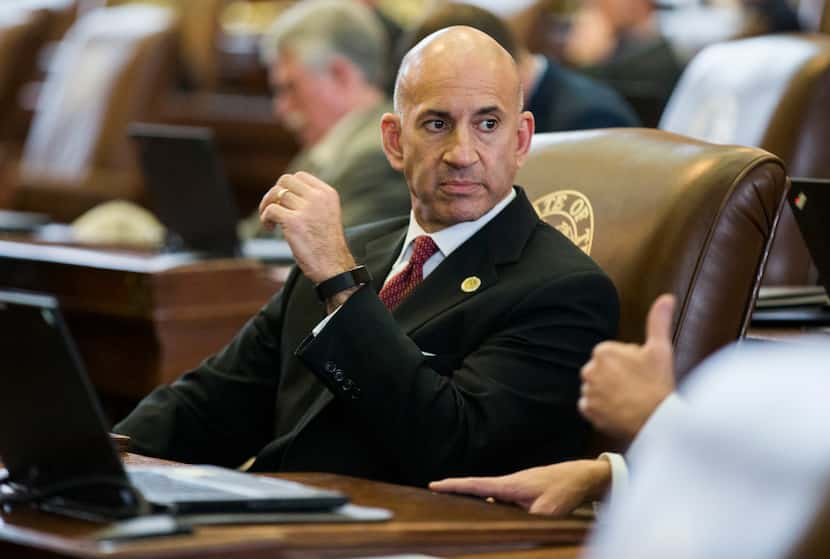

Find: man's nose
[442,127,479,168]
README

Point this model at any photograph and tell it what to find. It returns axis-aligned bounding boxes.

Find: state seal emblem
[532,190,594,255]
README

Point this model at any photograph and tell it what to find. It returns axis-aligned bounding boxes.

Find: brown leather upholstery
[516,129,787,379]
[0,7,50,143]
[788,484,830,559]
[7,4,178,222]
[659,34,830,285]
[105,0,224,89]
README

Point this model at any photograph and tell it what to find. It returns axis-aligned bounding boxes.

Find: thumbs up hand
[578,294,677,441]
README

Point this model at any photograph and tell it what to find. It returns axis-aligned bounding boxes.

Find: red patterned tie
[379,235,439,310]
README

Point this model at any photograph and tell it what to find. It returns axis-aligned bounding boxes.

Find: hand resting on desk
[430,460,611,516]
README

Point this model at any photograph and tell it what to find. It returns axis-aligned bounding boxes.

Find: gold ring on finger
[276,187,290,204]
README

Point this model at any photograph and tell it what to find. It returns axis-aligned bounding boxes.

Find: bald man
[115,27,619,486]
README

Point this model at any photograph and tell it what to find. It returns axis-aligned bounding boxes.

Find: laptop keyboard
[128,470,243,501]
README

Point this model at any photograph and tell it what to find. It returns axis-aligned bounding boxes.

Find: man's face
[383,54,533,232]
[269,50,339,148]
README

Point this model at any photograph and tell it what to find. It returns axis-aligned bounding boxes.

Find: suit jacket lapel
[393,187,540,335]
[359,227,406,293]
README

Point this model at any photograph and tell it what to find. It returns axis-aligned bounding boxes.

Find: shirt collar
[399,187,517,261]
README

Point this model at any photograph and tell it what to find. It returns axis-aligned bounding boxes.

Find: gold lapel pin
[461,276,482,293]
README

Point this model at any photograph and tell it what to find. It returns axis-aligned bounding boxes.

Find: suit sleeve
[296,270,619,485]
[113,270,300,467]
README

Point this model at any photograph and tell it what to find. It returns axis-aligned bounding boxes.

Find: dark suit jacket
[528,60,641,133]
[115,188,619,487]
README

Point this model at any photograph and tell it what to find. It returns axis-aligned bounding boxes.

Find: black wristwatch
[315,265,373,301]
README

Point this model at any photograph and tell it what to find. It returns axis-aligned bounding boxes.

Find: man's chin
[436,205,491,227]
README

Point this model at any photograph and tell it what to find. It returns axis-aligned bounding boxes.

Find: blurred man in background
[240,0,410,238]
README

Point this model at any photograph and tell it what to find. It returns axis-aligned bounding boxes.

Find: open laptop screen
[788,177,830,295]
[0,290,141,517]
[0,290,349,520]
[129,122,241,257]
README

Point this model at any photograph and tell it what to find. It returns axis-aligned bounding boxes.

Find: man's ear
[515,110,535,167]
[380,113,405,171]
[328,55,355,87]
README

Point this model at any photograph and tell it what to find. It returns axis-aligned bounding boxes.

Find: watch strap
[315,265,372,301]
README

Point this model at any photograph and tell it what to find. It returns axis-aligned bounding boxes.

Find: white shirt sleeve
[311,306,341,336]
[594,392,686,512]
[598,451,629,510]
[627,392,686,459]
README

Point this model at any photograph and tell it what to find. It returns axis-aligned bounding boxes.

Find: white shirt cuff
[592,393,683,515]
[311,305,342,336]
[597,452,628,512]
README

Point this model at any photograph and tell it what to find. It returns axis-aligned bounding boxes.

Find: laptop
[0,209,50,234]
[0,289,347,521]
[128,122,291,262]
[788,178,830,293]
[753,177,830,325]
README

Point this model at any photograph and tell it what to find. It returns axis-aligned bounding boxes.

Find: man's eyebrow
[475,106,504,117]
[415,106,505,121]
[416,109,452,121]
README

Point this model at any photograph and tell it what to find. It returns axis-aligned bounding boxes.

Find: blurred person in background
[398,2,640,132]
[434,293,830,559]
[560,0,683,126]
[434,292,830,558]
[240,0,410,239]
[741,0,802,34]
[585,334,830,559]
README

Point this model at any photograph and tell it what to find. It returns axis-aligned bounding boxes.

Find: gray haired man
[241,0,410,238]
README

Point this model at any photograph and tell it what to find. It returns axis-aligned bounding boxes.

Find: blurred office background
[0,0,824,227]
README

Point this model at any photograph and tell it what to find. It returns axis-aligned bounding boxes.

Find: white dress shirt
[384,187,517,284]
[313,187,517,335]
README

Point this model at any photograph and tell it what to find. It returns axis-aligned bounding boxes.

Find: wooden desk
[0,240,287,421]
[0,454,590,559]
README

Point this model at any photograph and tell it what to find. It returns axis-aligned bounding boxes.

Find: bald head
[393,26,523,116]
[379,25,534,232]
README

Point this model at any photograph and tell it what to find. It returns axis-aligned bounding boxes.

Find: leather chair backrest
[788,483,830,559]
[20,4,177,183]
[516,129,787,379]
[659,34,830,285]
[0,9,37,101]
[104,0,224,89]
[0,7,49,142]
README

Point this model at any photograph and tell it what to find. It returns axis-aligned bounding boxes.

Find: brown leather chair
[0,6,53,144]
[659,34,830,285]
[3,4,178,222]
[516,129,787,379]
[788,484,830,559]
[104,0,224,90]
